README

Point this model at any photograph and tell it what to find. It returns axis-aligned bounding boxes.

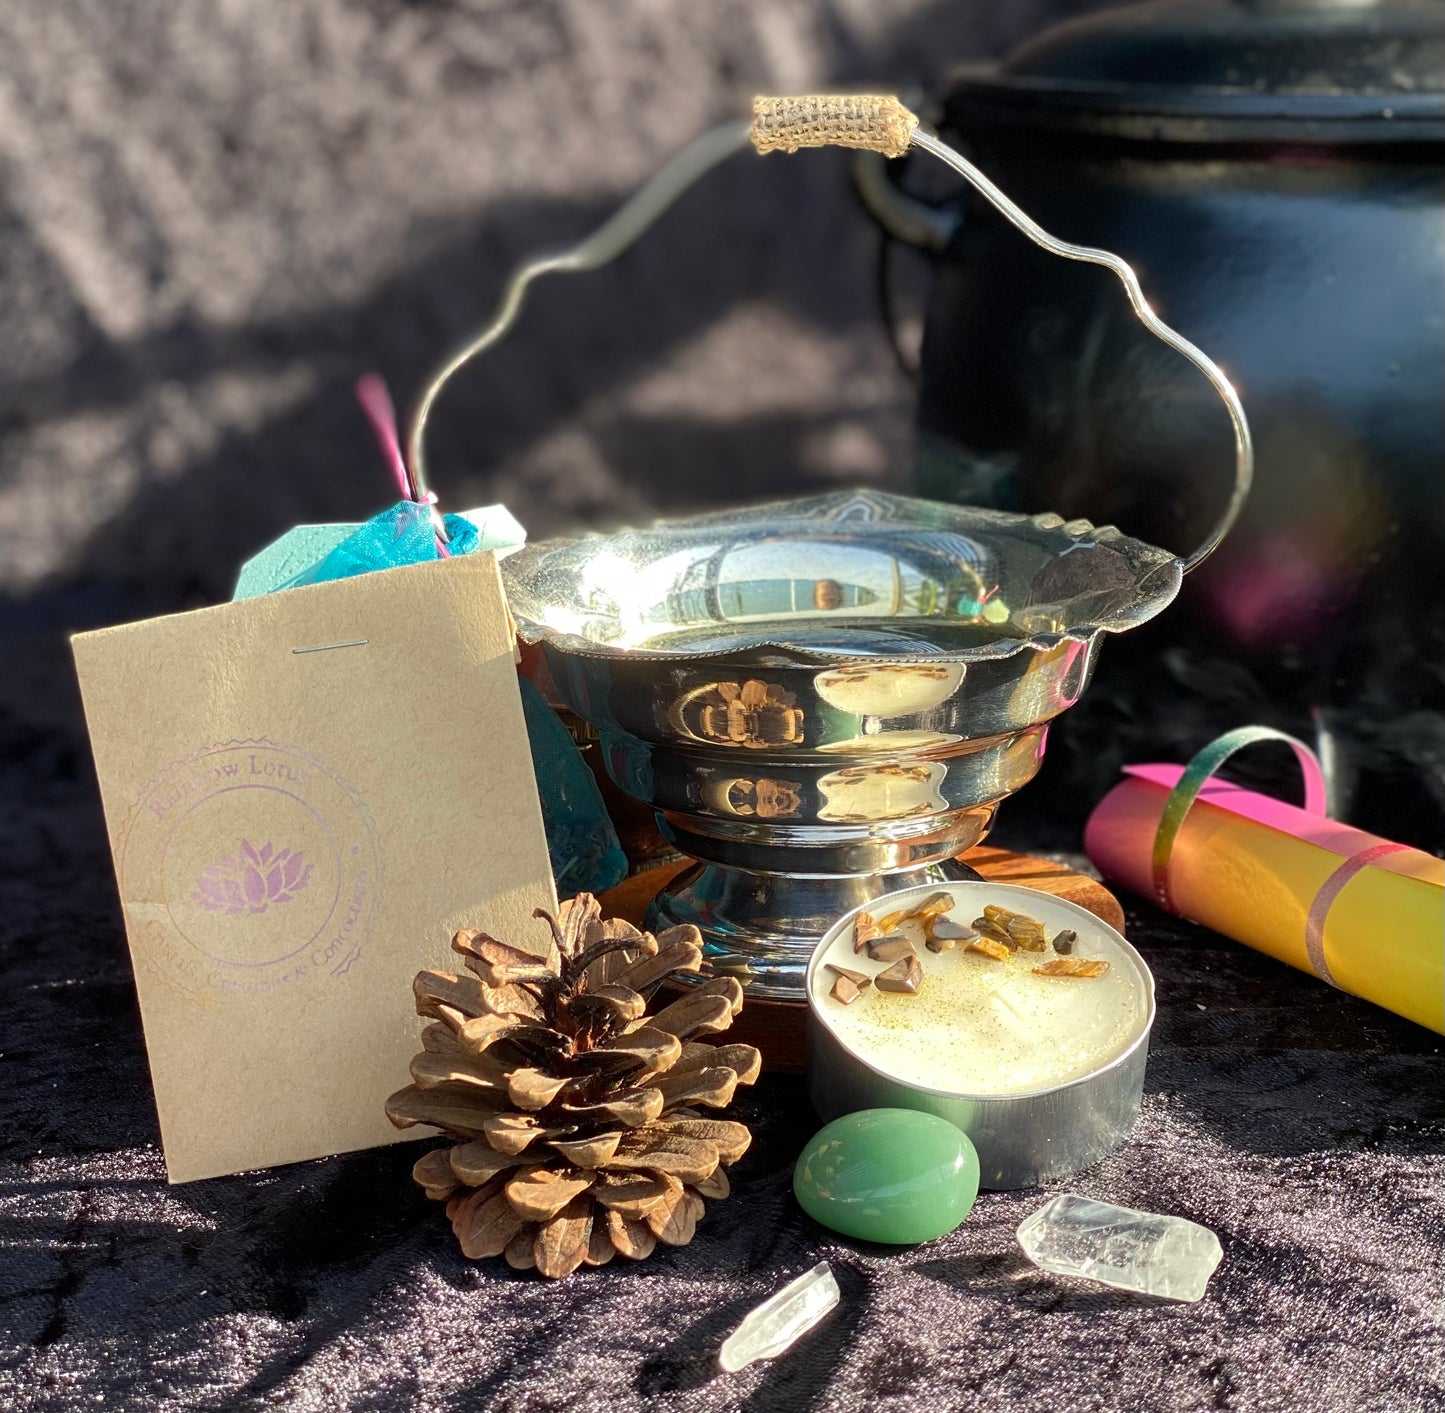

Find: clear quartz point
[1017,1193,1223,1303]
[718,1261,841,1373]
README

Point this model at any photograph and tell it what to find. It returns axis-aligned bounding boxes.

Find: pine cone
[386,893,762,1278]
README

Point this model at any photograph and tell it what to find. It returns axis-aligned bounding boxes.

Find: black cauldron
[863,0,1445,850]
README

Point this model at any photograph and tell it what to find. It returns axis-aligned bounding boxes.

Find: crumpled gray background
[0,0,1080,603]
[1,2,1442,1410]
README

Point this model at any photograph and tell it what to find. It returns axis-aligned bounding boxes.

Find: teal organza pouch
[230,380,626,896]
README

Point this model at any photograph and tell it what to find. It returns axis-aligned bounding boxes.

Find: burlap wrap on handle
[750,95,919,159]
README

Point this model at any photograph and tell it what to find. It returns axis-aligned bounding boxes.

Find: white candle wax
[812,886,1149,1096]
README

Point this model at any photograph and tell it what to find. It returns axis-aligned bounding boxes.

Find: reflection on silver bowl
[503,489,1182,999]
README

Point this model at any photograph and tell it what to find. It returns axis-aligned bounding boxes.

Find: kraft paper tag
[71,554,556,1183]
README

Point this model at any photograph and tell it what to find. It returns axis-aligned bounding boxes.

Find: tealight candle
[814,909,1144,1095]
[805,882,1155,1189]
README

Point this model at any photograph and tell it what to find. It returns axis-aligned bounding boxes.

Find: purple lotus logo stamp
[119,740,383,1003]
[193,841,315,916]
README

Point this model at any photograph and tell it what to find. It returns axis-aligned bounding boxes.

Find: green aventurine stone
[792,1108,980,1244]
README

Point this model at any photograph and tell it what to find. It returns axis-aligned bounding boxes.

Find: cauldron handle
[408,97,1251,576]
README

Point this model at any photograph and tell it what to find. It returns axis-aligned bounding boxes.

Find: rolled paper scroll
[1084,735,1443,1034]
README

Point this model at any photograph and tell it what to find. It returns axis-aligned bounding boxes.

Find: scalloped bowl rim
[502,492,1184,666]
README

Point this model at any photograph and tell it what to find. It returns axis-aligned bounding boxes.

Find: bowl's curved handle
[408,96,1251,575]
[903,123,1252,574]
[405,118,753,521]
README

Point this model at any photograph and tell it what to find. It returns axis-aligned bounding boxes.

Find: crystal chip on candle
[852,911,878,953]
[972,917,1016,948]
[718,1261,841,1372]
[1017,1194,1222,1302]
[912,890,954,921]
[1006,916,1047,951]
[927,916,977,943]
[875,953,923,993]
[1033,957,1109,979]
[965,936,1011,962]
[865,933,915,963]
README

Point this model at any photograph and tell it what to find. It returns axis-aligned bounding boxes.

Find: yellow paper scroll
[1085,758,1443,1034]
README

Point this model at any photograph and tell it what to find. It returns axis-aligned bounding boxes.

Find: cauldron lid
[945,0,1445,142]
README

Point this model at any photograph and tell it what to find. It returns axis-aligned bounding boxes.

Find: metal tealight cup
[804,881,1156,1190]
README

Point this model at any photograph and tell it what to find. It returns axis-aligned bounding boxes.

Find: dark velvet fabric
[2,2,1443,1406]
[2,597,1443,1410]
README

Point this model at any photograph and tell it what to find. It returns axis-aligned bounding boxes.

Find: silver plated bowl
[504,489,1183,998]
[420,106,1252,1001]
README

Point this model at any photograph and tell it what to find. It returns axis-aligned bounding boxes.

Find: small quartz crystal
[718,1261,841,1372]
[1017,1194,1223,1303]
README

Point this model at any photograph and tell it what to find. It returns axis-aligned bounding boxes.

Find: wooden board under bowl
[597,847,1125,1074]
